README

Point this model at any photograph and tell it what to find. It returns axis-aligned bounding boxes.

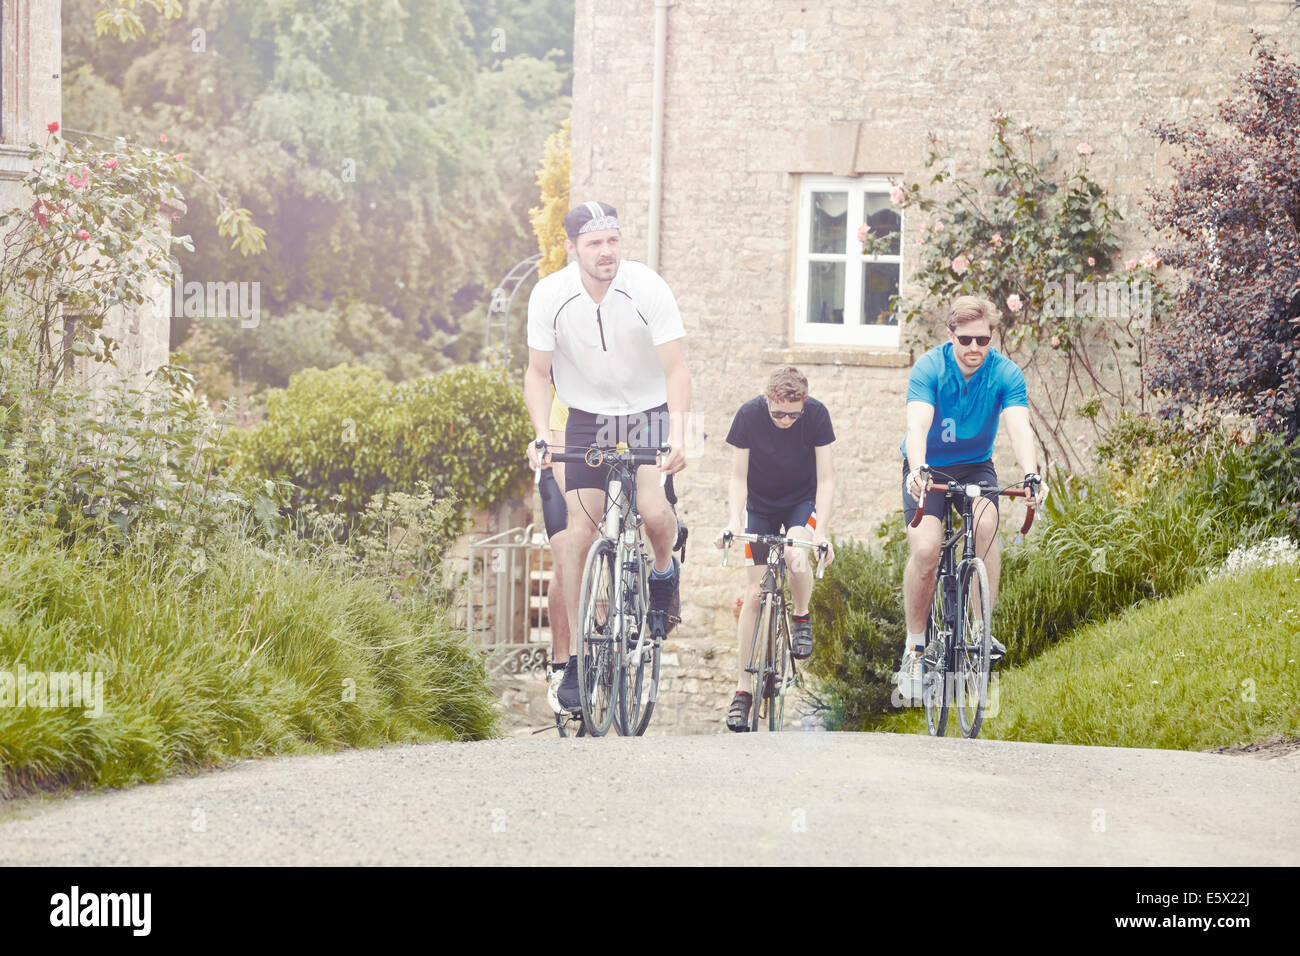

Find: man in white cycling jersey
[897,295,1048,703]
[524,201,691,713]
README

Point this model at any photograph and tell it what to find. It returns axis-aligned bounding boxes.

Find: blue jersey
[900,343,1028,466]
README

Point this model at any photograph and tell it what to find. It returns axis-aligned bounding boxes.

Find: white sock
[905,633,925,654]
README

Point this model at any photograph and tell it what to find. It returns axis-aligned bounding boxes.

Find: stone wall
[558,0,1300,733]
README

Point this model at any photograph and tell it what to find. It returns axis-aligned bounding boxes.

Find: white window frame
[794,175,903,348]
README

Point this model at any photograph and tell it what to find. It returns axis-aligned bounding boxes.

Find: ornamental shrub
[1142,33,1300,441]
[231,362,532,523]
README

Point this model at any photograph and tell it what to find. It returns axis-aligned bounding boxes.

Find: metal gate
[465,524,552,679]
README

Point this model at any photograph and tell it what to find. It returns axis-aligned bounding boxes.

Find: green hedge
[230,362,533,522]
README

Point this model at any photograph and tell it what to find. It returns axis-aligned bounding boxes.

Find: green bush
[379,364,534,512]
[231,362,532,520]
[996,424,1300,666]
[803,533,907,731]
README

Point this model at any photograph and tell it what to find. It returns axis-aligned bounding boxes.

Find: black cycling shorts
[561,402,677,504]
[901,458,998,526]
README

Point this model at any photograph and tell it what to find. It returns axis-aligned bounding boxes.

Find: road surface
[1,732,1295,865]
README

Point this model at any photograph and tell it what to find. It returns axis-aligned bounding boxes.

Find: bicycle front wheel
[769,598,792,732]
[922,577,950,737]
[955,558,992,738]
[747,592,771,733]
[576,538,619,737]
[618,546,660,736]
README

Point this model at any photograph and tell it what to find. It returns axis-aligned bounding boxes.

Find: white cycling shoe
[895,649,924,706]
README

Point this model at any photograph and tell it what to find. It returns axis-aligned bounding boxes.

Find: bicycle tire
[922,576,950,737]
[576,538,618,737]
[618,544,660,736]
[955,558,992,738]
[770,597,792,732]
[748,592,771,733]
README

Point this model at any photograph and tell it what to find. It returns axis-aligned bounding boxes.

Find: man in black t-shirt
[716,366,836,732]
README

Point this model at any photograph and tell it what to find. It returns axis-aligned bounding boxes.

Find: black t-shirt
[725,396,835,515]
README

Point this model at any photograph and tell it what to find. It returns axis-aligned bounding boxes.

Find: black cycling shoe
[556,656,581,712]
[726,690,752,732]
[649,557,680,615]
[791,613,813,659]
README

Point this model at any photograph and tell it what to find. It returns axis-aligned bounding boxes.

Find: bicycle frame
[909,472,1037,737]
[542,441,665,736]
[722,532,827,731]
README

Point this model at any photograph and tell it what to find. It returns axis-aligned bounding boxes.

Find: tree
[530,118,570,278]
[64,0,571,392]
[1142,32,1300,440]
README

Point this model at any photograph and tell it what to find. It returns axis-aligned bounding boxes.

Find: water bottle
[538,467,567,540]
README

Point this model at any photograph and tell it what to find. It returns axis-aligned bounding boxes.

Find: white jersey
[527,259,685,416]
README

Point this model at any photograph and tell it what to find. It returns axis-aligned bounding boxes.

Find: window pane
[808,261,845,324]
[864,193,901,255]
[862,262,899,325]
[811,192,848,254]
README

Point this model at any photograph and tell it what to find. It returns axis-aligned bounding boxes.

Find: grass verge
[878,562,1300,750]
[0,520,498,798]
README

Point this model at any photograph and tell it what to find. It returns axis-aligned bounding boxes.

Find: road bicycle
[539,440,677,737]
[721,531,828,732]
[908,469,1039,738]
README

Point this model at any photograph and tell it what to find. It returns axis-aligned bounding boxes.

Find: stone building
[563,0,1300,733]
[0,0,174,393]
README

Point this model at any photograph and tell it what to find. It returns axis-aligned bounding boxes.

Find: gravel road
[1,732,1295,866]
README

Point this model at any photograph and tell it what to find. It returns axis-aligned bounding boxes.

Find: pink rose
[933,220,944,232]
[857,222,871,244]
[77,229,90,240]
[174,153,184,162]
[65,171,89,190]
[1140,251,1161,269]
[990,233,1002,245]
[1124,259,1136,271]
[159,133,167,143]
[1076,142,1093,156]
[890,184,906,205]
[1087,257,1095,267]
[102,157,118,169]
[47,121,59,134]
[952,254,970,276]
[1006,294,1023,313]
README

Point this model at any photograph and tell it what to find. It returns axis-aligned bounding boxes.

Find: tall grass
[879,562,1300,749]
[996,433,1299,665]
[0,514,498,797]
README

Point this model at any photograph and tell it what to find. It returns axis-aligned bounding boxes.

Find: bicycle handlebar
[533,439,670,486]
[719,530,829,579]
[908,479,1038,535]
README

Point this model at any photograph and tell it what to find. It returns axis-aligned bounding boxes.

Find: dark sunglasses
[771,409,803,420]
[955,334,992,347]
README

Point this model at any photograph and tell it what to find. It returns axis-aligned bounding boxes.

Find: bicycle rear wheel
[618,546,660,736]
[955,558,992,738]
[922,578,950,737]
[576,538,618,737]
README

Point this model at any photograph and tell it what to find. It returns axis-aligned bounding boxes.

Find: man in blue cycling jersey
[896,296,1048,703]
